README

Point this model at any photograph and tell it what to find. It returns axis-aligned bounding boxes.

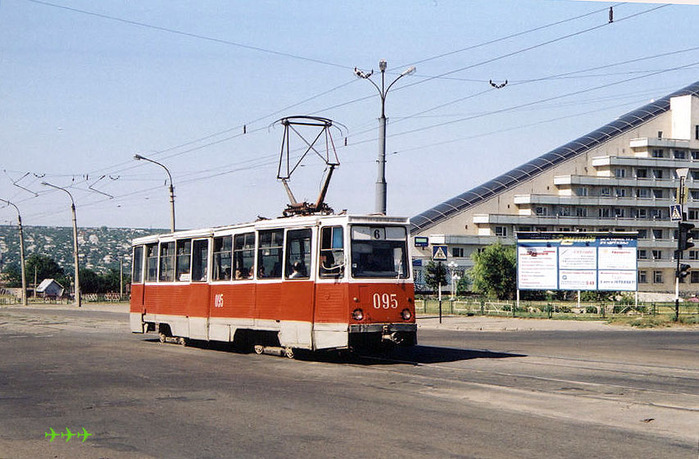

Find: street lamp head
[676,167,690,179]
[379,59,387,72]
[401,66,416,77]
[134,154,144,161]
[354,67,373,79]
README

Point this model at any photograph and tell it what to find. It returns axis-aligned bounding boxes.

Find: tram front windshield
[350,225,409,279]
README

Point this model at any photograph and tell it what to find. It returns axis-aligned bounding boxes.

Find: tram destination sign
[516,232,637,292]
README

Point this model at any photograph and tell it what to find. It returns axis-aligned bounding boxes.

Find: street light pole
[42,182,81,307]
[134,154,176,232]
[0,199,27,306]
[354,60,415,215]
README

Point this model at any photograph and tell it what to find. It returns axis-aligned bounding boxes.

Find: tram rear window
[145,244,158,282]
[350,226,409,279]
[258,229,283,279]
[213,236,232,281]
[132,246,144,283]
[320,226,344,278]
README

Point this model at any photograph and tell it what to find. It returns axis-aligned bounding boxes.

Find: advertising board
[516,232,637,292]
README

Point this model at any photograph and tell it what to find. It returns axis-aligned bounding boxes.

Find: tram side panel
[143,284,210,340]
[208,283,255,342]
[313,282,350,350]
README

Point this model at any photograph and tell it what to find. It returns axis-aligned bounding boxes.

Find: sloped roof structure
[410,81,699,233]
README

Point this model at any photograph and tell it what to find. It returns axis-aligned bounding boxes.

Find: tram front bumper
[349,323,417,346]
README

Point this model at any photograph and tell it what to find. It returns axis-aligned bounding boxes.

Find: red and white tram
[130,214,417,355]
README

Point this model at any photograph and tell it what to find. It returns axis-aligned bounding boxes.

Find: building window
[558,207,571,216]
[650,209,663,219]
[614,168,626,178]
[692,271,699,283]
[636,188,649,198]
[636,168,648,178]
[599,208,611,218]
[576,208,587,217]
[653,169,663,179]
[693,151,699,160]
[614,208,625,218]
[652,149,664,158]
[636,209,648,219]
[575,187,588,196]
[653,189,663,199]
[653,229,663,240]
[652,250,662,260]
[653,271,663,283]
[536,226,547,232]
[638,271,647,284]
[688,251,698,261]
[689,209,699,220]
[637,229,647,239]
[599,187,611,197]
[495,226,507,237]
[692,190,699,200]
[518,226,532,232]
[452,247,465,258]
[615,188,626,197]
[695,125,699,140]
[637,250,647,260]
[535,207,548,216]
[674,150,686,160]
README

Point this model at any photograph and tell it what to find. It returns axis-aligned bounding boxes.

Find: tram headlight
[352,308,364,321]
[401,309,412,321]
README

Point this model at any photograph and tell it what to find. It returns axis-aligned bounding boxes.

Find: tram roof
[131,213,410,245]
[409,80,699,234]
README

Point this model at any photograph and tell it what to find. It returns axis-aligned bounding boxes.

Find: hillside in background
[0,226,165,274]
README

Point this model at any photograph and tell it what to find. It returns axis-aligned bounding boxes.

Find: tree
[470,242,517,300]
[1,263,22,288]
[424,261,447,293]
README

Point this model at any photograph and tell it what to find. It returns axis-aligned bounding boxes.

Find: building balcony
[591,155,697,169]
[629,137,691,149]
[473,213,680,228]
[553,175,687,188]
[513,194,679,207]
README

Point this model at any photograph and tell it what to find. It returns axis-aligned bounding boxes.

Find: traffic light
[677,263,691,280]
[678,222,695,251]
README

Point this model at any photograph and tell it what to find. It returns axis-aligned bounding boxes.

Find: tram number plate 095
[373,293,398,309]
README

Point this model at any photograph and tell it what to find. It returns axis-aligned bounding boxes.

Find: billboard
[517,232,637,291]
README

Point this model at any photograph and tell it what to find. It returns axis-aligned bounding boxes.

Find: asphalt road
[0,306,697,458]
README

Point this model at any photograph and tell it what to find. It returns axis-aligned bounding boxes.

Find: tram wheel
[177,337,187,347]
[158,332,167,344]
[254,345,264,355]
[284,347,295,359]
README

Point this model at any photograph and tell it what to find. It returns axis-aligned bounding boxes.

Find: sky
[0,0,697,230]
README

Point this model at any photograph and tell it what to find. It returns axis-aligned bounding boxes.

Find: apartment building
[410,81,699,295]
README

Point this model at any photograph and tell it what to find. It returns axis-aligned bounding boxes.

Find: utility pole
[134,154,176,232]
[354,60,415,215]
[42,182,81,307]
[0,199,27,306]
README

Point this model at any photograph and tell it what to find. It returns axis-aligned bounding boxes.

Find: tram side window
[285,229,312,279]
[320,226,344,278]
[257,229,283,278]
[176,240,192,282]
[213,236,232,281]
[159,241,176,282]
[145,244,158,282]
[132,245,144,283]
[191,239,209,282]
[233,233,255,280]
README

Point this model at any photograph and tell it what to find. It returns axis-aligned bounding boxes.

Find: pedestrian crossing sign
[432,245,448,261]
[670,204,682,222]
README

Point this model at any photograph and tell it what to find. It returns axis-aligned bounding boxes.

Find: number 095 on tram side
[129,214,417,354]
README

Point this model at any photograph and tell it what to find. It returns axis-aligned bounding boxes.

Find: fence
[416,297,699,321]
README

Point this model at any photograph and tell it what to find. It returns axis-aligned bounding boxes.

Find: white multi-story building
[411,81,699,295]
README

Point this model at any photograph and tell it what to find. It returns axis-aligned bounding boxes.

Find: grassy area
[416,297,699,326]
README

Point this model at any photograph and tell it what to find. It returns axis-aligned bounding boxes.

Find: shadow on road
[143,338,526,365]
